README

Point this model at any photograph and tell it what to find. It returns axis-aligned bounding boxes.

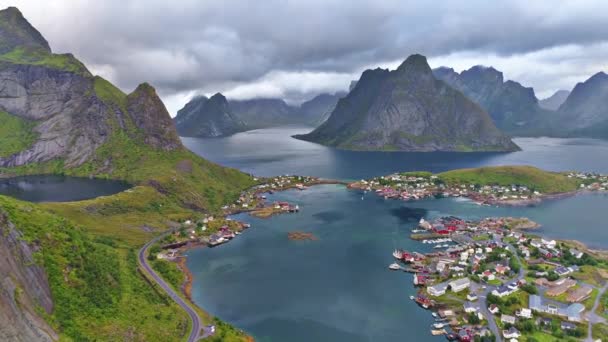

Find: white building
[449,278,471,293]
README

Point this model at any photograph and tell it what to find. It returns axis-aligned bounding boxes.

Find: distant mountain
[554,72,608,138]
[297,92,346,125]
[229,98,296,128]
[539,90,570,111]
[174,93,247,137]
[294,55,519,152]
[433,66,548,135]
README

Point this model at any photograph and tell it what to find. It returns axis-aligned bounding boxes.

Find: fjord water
[184,126,608,341]
[0,175,130,202]
[182,126,608,179]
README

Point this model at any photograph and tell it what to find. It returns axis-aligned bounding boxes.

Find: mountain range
[294,55,520,152]
[174,91,344,137]
[539,90,570,111]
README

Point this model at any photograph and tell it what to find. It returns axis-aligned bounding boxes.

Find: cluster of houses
[395,215,599,341]
[351,173,548,204]
[568,172,608,191]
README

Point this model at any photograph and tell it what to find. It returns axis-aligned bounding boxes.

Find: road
[476,243,525,342]
[585,283,608,342]
[138,234,203,342]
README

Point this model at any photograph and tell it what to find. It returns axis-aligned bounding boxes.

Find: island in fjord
[294,54,520,152]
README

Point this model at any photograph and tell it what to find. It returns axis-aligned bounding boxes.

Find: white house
[449,278,471,293]
[516,308,532,319]
[464,302,478,313]
[503,327,520,339]
[427,282,448,296]
[501,314,516,325]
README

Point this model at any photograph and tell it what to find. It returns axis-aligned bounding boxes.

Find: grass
[438,166,580,193]
[571,265,608,287]
[0,110,37,157]
[0,46,89,74]
[592,323,608,340]
[0,195,191,341]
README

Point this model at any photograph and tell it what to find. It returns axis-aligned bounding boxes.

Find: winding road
[585,283,608,342]
[138,234,203,342]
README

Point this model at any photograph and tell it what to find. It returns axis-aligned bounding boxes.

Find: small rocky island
[287,232,318,241]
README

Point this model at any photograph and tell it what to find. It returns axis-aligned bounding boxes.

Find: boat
[389,263,401,270]
[392,249,403,259]
[431,329,446,336]
[433,323,445,329]
[409,295,415,300]
[431,312,438,318]
[433,245,443,249]
[445,333,458,341]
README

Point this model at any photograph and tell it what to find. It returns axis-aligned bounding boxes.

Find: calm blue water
[184,127,608,342]
[0,175,130,202]
[182,126,608,179]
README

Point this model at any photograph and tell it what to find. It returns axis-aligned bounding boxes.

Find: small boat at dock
[431,329,446,336]
[433,323,445,329]
[431,312,438,318]
[409,295,415,300]
[392,249,403,259]
[389,263,401,270]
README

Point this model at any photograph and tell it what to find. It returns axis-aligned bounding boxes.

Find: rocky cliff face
[0,7,50,54]
[174,93,247,137]
[0,210,57,342]
[0,7,182,169]
[554,72,608,137]
[295,55,519,151]
[433,66,547,134]
[539,90,570,111]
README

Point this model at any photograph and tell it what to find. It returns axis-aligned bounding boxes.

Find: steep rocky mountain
[174,93,247,137]
[433,66,548,135]
[554,72,608,138]
[539,90,570,110]
[295,55,519,152]
[0,8,182,169]
[297,92,345,125]
[229,97,296,128]
[0,7,254,342]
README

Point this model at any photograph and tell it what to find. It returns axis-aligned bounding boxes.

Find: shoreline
[163,177,607,341]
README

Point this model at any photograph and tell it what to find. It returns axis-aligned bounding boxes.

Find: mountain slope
[174,93,247,137]
[295,55,519,152]
[433,66,549,135]
[554,72,608,138]
[539,90,570,110]
[0,7,254,342]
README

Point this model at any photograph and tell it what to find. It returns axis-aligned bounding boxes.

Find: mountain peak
[209,92,228,103]
[397,54,432,74]
[0,6,51,54]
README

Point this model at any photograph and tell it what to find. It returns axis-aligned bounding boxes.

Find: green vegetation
[438,166,580,193]
[0,47,89,74]
[0,110,37,157]
[0,195,191,341]
[94,76,128,112]
[152,259,185,291]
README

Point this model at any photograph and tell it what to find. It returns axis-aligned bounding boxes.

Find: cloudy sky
[2,0,607,115]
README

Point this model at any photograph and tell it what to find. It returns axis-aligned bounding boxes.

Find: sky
[2,0,608,116]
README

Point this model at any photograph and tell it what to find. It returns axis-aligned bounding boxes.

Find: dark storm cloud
[4,0,608,112]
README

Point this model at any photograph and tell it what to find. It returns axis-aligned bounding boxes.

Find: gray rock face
[539,90,570,111]
[433,66,547,134]
[0,211,57,342]
[295,55,519,152]
[554,72,608,137]
[174,93,247,137]
[0,64,109,167]
[0,7,50,54]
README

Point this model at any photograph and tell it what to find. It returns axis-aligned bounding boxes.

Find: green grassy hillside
[0,110,37,157]
[438,166,579,193]
[0,195,192,341]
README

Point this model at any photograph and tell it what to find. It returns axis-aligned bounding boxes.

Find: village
[391,216,608,341]
[349,171,608,206]
[152,175,326,254]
